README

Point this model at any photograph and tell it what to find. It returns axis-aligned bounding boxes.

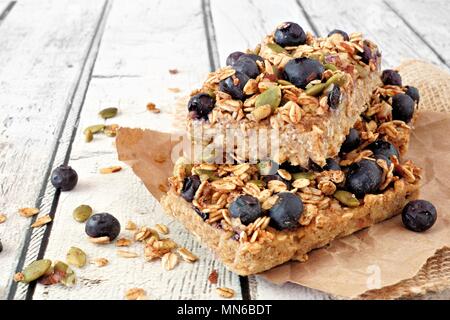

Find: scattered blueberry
[381,69,402,86]
[283,57,324,89]
[357,42,372,64]
[232,56,260,78]
[219,71,250,100]
[226,51,245,66]
[229,195,263,225]
[188,93,215,121]
[279,161,306,173]
[240,53,264,64]
[341,128,361,153]
[405,86,420,104]
[324,158,341,171]
[368,139,399,164]
[269,192,303,230]
[402,200,437,232]
[392,93,415,123]
[327,85,341,109]
[85,213,121,240]
[181,175,201,202]
[345,159,383,198]
[51,165,78,191]
[193,206,208,221]
[328,29,349,41]
[274,22,306,47]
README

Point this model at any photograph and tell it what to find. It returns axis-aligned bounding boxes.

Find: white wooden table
[1,0,449,300]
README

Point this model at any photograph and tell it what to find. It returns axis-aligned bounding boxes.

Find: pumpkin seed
[72,204,92,223]
[54,261,76,286]
[99,107,118,119]
[84,130,93,142]
[255,86,281,110]
[292,172,315,180]
[277,79,293,86]
[324,63,337,71]
[325,73,347,87]
[19,259,52,283]
[266,43,288,54]
[192,169,219,181]
[334,190,360,207]
[83,124,105,134]
[66,247,87,268]
[251,104,272,121]
[305,83,327,96]
[248,180,266,188]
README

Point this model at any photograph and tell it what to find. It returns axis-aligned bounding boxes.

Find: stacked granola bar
[162,22,422,275]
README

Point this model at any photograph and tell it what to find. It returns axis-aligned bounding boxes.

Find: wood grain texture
[32,0,242,300]
[299,0,448,69]
[0,0,107,300]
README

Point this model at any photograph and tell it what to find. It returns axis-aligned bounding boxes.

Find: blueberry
[181,175,201,202]
[405,86,420,104]
[279,161,306,173]
[229,195,263,225]
[51,165,78,191]
[269,192,303,230]
[226,51,245,66]
[232,56,260,78]
[240,53,264,64]
[381,69,402,86]
[402,200,437,232]
[308,160,323,172]
[341,128,361,153]
[274,22,306,47]
[392,93,415,123]
[328,29,349,41]
[219,71,250,100]
[357,42,372,64]
[327,85,341,109]
[324,158,341,171]
[188,93,215,121]
[367,139,399,163]
[345,159,383,198]
[85,213,121,240]
[283,57,324,89]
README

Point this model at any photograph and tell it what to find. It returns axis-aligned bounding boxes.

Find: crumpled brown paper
[116,61,450,299]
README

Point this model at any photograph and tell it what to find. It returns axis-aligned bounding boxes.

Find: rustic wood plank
[386,0,450,66]
[299,0,448,69]
[32,0,242,300]
[0,0,107,300]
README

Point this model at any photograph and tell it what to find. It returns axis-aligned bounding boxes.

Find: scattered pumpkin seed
[324,63,337,71]
[72,204,92,223]
[99,107,118,119]
[277,79,293,86]
[325,72,347,87]
[251,104,272,121]
[266,43,288,54]
[305,83,327,96]
[17,259,52,283]
[248,180,266,188]
[334,190,360,207]
[255,86,281,110]
[66,247,87,268]
[54,261,76,286]
[292,172,315,180]
[83,124,105,134]
[193,169,219,182]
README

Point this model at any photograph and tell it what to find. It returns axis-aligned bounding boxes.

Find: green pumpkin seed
[66,247,87,268]
[325,73,347,87]
[292,172,315,180]
[334,190,360,207]
[193,169,219,182]
[257,161,276,176]
[324,63,337,71]
[83,124,105,134]
[54,261,76,286]
[266,43,287,54]
[252,104,272,121]
[248,180,266,188]
[305,83,327,96]
[255,86,281,110]
[99,107,118,119]
[84,130,93,142]
[20,259,52,283]
[277,79,293,86]
[73,204,92,223]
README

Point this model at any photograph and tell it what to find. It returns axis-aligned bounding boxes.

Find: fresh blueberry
[402,200,437,232]
[269,192,304,230]
[181,175,201,202]
[229,195,263,225]
[226,51,245,66]
[51,165,78,191]
[188,93,215,121]
[367,139,399,163]
[324,158,341,171]
[341,128,361,153]
[279,161,306,173]
[274,22,306,47]
[392,93,415,123]
[283,57,324,89]
[219,71,250,100]
[85,213,121,240]
[193,206,208,221]
[381,69,402,86]
[357,42,372,64]
[232,56,260,78]
[240,53,264,64]
[345,159,383,198]
[327,85,341,109]
[328,29,349,41]
[405,86,420,104]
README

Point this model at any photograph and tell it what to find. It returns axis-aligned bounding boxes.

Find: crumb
[169,69,179,75]
[208,269,218,284]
